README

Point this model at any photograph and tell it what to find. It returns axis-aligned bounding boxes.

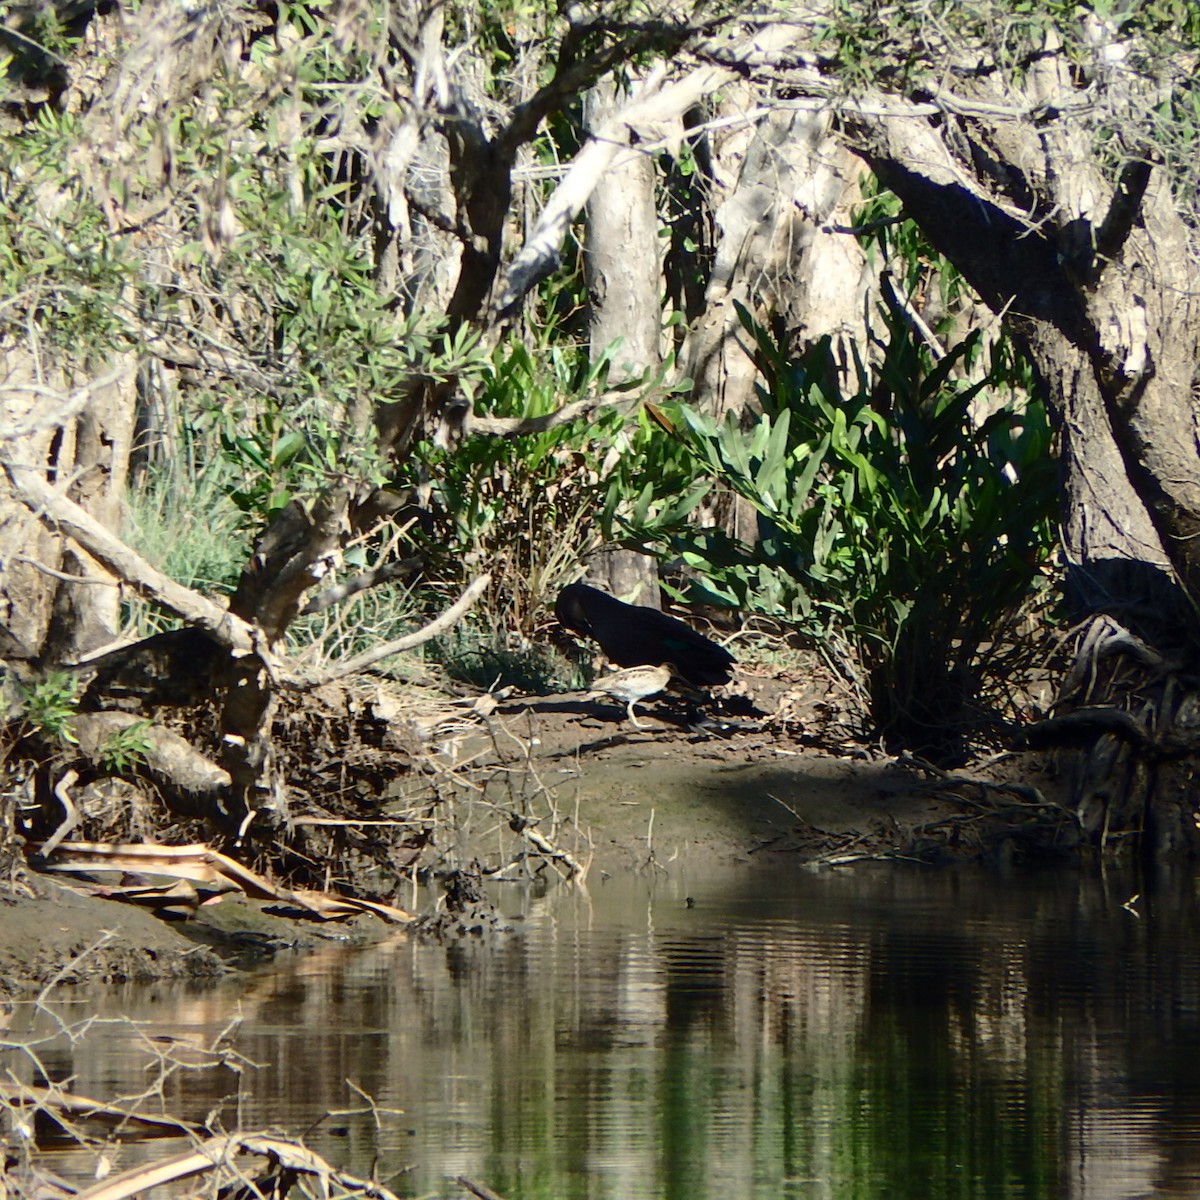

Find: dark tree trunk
[841,53,1200,854]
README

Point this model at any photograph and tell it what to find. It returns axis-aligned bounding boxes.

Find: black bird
[555,583,734,687]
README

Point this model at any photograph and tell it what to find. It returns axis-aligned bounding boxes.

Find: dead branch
[512,819,587,881]
[3,460,258,656]
[301,557,423,615]
[494,22,803,319]
[0,1082,202,1135]
[74,711,231,795]
[456,1178,508,1200]
[294,573,491,686]
[0,368,128,441]
[40,769,79,859]
[73,1132,403,1200]
[470,394,606,437]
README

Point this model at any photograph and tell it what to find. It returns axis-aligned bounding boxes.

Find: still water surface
[11,862,1200,1198]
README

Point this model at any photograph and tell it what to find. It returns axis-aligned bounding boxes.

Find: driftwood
[34,841,414,923]
[456,1177,509,1200]
[0,1083,202,1136]
[72,1132,403,1200]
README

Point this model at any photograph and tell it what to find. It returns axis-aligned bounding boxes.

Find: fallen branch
[456,1178,508,1200]
[6,461,489,688]
[74,1131,403,1200]
[41,769,80,859]
[34,841,414,924]
[0,1082,202,1136]
[3,460,258,656]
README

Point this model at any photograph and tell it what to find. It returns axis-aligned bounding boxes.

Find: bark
[0,358,143,662]
[842,104,1192,601]
[0,357,76,660]
[680,102,870,545]
[583,76,663,605]
[836,53,1200,852]
[44,360,139,661]
[683,105,869,421]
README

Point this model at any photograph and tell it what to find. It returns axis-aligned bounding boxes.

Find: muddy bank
[0,668,1070,991]
[471,684,1070,873]
[0,875,395,995]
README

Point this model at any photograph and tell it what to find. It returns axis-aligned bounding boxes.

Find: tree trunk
[583,77,663,605]
[841,53,1200,853]
[0,357,136,663]
[683,104,870,421]
[681,103,870,546]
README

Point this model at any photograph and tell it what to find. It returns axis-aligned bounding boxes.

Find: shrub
[625,294,1058,762]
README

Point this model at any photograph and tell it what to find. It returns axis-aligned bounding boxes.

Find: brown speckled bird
[584,663,674,729]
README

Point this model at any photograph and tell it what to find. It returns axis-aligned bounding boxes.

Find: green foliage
[98,721,153,775]
[625,296,1058,760]
[433,625,588,694]
[124,461,247,596]
[0,110,133,351]
[16,673,79,747]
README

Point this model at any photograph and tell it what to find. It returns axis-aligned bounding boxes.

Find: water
[8,862,1200,1198]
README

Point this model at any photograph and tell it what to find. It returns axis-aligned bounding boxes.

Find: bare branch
[469,394,613,437]
[0,368,128,441]
[494,23,803,319]
[292,573,491,687]
[4,461,258,655]
[41,769,80,860]
[300,557,422,615]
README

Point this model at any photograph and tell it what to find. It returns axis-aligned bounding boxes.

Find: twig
[456,1177,508,1200]
[517,822,587,881]
[300,557,422,615]
[13,554,121,585]
[40,770,80,860]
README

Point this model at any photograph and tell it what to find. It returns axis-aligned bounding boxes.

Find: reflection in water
[8,863,1200,1198]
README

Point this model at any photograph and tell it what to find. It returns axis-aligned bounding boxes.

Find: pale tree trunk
[0,353,72,661]
[0,355,136,664]
[681,102,871,544]
[583,77,663,605]
[46,360,138,661]
[683,103,870,420]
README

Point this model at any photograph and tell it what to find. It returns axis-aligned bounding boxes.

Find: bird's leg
[627,701,647,729]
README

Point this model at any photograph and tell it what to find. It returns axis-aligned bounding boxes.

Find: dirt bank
[475,670,1068,874]
[0,662,1069,992]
